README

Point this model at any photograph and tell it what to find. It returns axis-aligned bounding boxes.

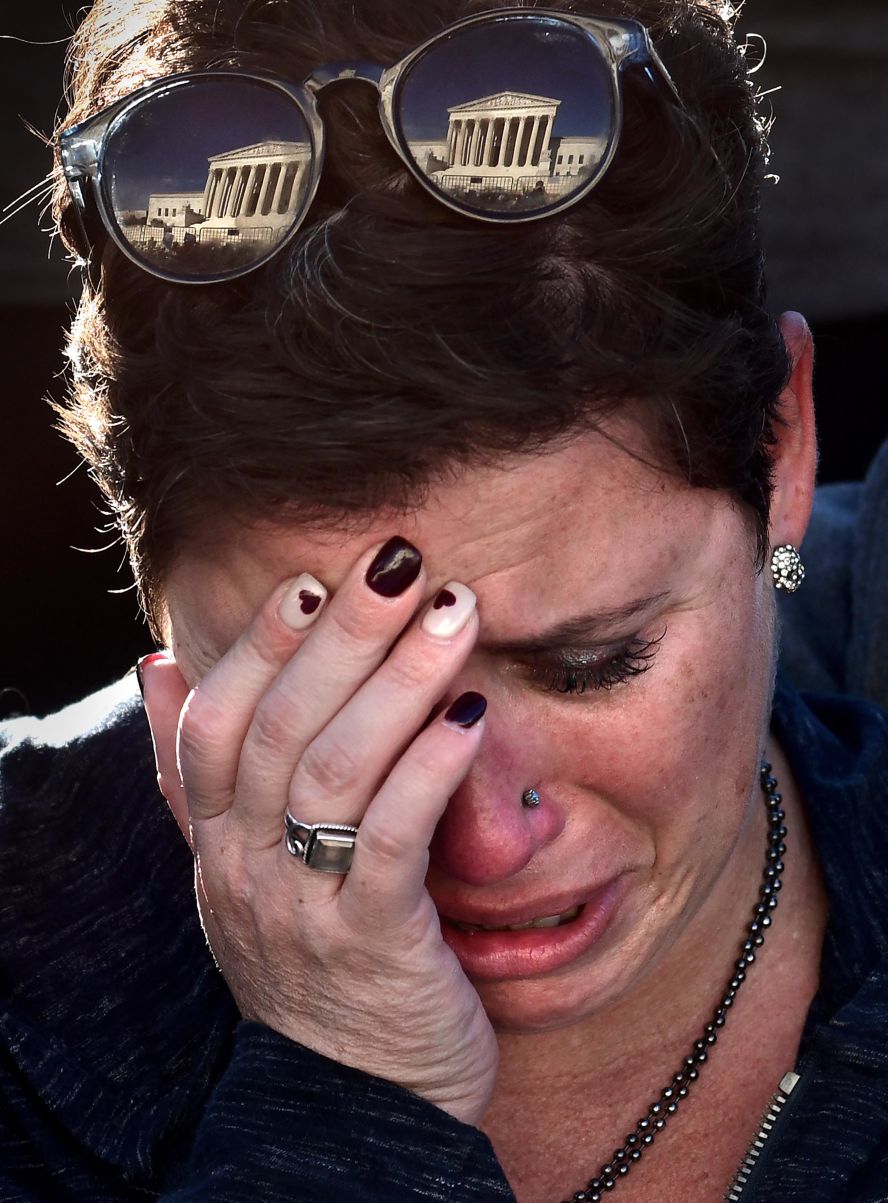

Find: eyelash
[527,632,665,696]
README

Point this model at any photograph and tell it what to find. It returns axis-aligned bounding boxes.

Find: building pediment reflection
[406,89,608,210]
[118,138,311,267]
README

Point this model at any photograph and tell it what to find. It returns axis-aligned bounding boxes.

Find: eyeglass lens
[102,78,315,280]
[101,19,617,279]
[396,17,617,217]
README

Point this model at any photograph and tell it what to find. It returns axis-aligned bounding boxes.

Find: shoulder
[0,677,238,1182]
[0,674,198,998]
[773,674,888,857]
[1,673,152,799]
[763,681,888,1201]
[0,675,171,903]
[0,674,181,901]
[773,674,888,927]
[847,438,888,707]
[779,439,888,708]
[773,676,888,1012]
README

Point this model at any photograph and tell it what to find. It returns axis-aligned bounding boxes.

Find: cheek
[504,581,774,859]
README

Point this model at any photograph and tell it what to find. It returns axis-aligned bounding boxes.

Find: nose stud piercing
[770,544,805,593]
[522,788,541,808]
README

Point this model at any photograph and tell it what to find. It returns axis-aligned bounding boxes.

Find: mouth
[438,881,624,982]
[448,903,584,933]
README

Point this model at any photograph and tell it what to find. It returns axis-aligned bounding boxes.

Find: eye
[523,631,665,696]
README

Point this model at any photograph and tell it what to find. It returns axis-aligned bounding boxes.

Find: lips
[437,878,625,982]
[449,904,583,932]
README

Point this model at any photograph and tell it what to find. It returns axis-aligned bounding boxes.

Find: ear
[767,311,817,550]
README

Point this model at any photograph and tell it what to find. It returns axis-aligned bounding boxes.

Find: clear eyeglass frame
[59,7,681,286]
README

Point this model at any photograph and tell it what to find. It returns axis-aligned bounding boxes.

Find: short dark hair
[52,0,789,637]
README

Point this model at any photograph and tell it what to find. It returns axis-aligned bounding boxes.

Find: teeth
[453,905,582,933]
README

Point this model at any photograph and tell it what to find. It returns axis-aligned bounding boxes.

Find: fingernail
[444,691,488,728]
[422,582,476,638]
[365,537,423,598]
[279,573,328,630]
[136,652,168,698]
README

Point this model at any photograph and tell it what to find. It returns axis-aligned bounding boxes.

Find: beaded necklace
[559,762,786,1203]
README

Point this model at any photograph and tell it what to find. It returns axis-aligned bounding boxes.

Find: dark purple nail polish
[365,537,422,597]
[444,691,488,728]
[299,589,322,615]
[433,588,457,610]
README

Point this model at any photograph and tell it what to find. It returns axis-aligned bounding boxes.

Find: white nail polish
[279,573,328,630]
[421,582,476,639]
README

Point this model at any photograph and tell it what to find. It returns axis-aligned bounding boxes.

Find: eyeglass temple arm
[59,135,108,290]
[613,28,682,106]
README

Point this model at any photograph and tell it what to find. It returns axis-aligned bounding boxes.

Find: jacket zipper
[722,1070,802,1202]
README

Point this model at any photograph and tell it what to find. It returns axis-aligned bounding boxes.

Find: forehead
[176,433,736,644]
[356,435,686,581]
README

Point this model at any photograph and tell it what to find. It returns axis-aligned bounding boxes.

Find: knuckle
[357,818,414,865]
[244,610,296,671]
[220,860,256,916]
[382,648,435,694]
[407,729,477,792]
[249,693,303,754]
[178,689,227,765]
[403,751,441,794]
[296,737,363,799]
[197,842,254,914]
[325,606,386,661]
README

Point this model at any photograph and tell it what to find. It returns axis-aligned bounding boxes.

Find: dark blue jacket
[1,671,887,1202]
[778,437,888,713]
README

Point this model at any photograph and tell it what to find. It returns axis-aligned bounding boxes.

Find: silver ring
[284,812,359,874]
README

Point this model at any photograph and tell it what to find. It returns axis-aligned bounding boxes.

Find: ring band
[284,812,359,874]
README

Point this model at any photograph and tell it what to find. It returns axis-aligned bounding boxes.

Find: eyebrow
[480,591,672,656]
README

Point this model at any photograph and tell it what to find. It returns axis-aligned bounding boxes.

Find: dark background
[2,1,887,719]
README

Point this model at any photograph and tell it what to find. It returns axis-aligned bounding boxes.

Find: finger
[338,692,488,926]
[281,584,478,837]
[175,572,328,821]
[139,653,192,841]
[230,538,428,835]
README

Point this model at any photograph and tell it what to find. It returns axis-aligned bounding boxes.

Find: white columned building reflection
[200,140,311,234]
[437,92,560,185]
[407,90,613,205]
[550,135,609,181]
[125,138,312,253]
[145,192,205,225]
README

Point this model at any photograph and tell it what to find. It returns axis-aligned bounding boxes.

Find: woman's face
[165,429,783,1036]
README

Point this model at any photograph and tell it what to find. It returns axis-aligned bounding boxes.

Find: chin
[484,994,592,1035]
[474,962,623,1035]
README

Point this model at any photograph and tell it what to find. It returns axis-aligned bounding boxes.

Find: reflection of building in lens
[200,141,311,233]
[441,92,560,179]
[145,191,206,227]
[415,91,608,205]
[551,137,609,180]
[121,140,311,257]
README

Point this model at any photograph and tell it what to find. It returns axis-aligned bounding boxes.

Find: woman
[2,0,887,1200]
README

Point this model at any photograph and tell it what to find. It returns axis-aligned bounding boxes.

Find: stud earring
[522,788,541,808]
[770,544,806,593]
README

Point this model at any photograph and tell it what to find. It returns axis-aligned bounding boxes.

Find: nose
[428,724,565,885]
